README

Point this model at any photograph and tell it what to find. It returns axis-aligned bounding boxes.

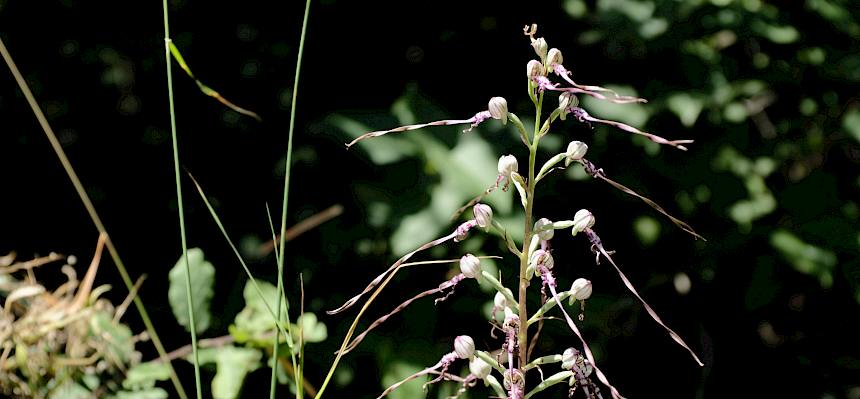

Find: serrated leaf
[168,248,215,334]
[123,361,172,390]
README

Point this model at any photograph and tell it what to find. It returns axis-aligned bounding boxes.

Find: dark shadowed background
[1,0,859,398]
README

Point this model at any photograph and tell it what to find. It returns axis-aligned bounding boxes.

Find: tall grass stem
[160,1,202,397]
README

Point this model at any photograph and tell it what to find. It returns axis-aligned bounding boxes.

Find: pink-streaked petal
[553,65,647,104]
[573,108,693,151]
[327,230,460,314]
[340,274,465,354]
[345,117,480,148]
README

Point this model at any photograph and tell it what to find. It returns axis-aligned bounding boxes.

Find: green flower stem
[518,90,544,378]
[160,1,202,397]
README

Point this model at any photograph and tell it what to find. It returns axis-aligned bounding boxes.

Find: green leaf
[123,361,172,390]
[291,312,328,343]
[232,280,289,345]
[328,114,418,165]
[48,382,91,399]
[666,93,704,127]
[771,229,837,287]
[211,346,262,399]
[112,389,169,399]
[88,311,135,364]
[168,248,215,334]
[381,361,427,399]
[633,216,661,246]
[167,42,194,78]
[842,108,860,144]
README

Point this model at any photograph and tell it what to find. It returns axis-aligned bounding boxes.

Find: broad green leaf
[168,248,215,334]
[291,312,328,343]
[123,361,172,390]
[211,346,262,399]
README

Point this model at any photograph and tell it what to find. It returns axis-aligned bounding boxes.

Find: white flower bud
[473,203,493,229]
[565,141,588,166]
[488,97,508,124]
[570,278,593,301]
[459,254,482,279]
[469,356,492,379]
[547,48,563,66]
[497,154,518,177]
[571,209,595,236]
[526,59,545,79]
[493,289,514,309]
[561,347,578,370]
[454,335,475,359]
[532,37,548,60]
[534,218,554,241]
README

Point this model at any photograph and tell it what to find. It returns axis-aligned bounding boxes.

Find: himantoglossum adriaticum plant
[331,24,705,399]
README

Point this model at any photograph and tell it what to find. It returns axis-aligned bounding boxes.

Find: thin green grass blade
[187,173,292,339]
[273,0,312,397]
[161,2,202,398]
